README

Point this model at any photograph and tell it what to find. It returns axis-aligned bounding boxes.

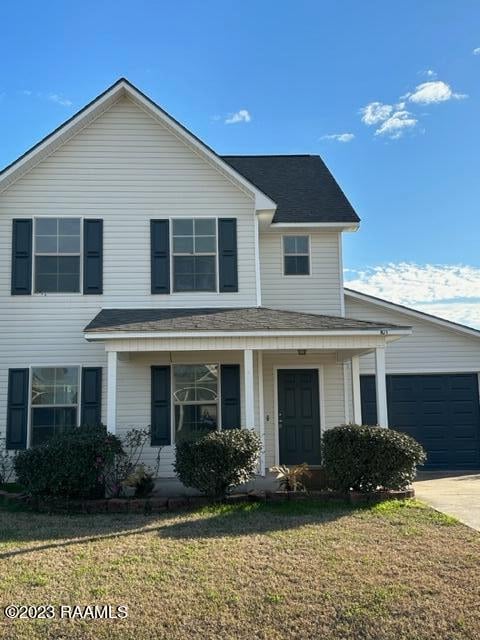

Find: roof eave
[84,327,412,341]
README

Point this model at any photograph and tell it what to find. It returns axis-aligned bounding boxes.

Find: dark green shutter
[81,367,102,426]
[218,218,238,292]
[11,219,32,295]
[83,219,103,294]
[151,220,170,294]
[221,364,241,429]
[151,366,171,445]
[6,369,29,449]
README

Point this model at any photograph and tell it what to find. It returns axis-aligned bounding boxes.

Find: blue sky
[1,1,480,324]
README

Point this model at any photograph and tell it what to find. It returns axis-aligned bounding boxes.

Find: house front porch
[84,307,411,484]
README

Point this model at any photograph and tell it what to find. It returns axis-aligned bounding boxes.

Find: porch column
[374,346,388,427]
[351,355,362,424]
[257,351,266,475]
[244,349,255,428]
[106,350,118,434]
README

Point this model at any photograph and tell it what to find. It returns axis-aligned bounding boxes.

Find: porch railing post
[107,350,118,434]
[374,346,388,427]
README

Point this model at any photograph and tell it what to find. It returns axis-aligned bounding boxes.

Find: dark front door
[278,369,321,465]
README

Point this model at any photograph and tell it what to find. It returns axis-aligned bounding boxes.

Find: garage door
[360,374,480,469]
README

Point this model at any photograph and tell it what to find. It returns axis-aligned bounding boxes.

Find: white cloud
[225,109,251,124]
[48,93,73,107]
[345,263,480,328]
[473,47,480,55]
[374,110,418,139]
[360,102,392,125]
[321,132,355,143]
[406,80,467,104]
[21,89,32,96]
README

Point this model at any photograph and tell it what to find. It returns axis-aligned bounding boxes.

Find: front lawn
[0,500,478,639]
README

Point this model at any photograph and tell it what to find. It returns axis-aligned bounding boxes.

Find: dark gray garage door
[360,374,480,469]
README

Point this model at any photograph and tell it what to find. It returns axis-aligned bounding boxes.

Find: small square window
[283,236,310,275]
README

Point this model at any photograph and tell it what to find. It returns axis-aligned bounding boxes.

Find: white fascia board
[271,222,359,231]
[345,288,480,340]
[84,328,412,341]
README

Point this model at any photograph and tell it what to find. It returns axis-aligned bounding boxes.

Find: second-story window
[172,218,217,292]
[34,218,81,293]
[283,235,310,276]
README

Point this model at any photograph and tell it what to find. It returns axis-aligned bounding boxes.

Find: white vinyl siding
[345,295,480,373]
[260,229,343,315]
[0,96,259,448]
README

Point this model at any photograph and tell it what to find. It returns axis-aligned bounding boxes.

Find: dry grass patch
[0,499,478,640]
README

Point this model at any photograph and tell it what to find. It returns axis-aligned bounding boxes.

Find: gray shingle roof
[222,155,360,224]
[84,307,408,334]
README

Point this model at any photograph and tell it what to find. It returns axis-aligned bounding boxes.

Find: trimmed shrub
[323,424,426,492]
[14,425,124,499]
[174,429,262,499]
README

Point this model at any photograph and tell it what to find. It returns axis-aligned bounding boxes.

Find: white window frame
[28,365,82,447]
[32,216,84,295]
[281,234,311,277]
[170,217,219,294]
[172,363,222,443]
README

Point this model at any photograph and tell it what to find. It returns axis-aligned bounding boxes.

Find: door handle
[278,410,283,428]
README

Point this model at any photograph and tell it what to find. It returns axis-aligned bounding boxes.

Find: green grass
[0,499,478,640]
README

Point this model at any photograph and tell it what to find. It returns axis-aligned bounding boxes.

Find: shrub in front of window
[174,428,262,499]
[14,425,124,499]
[323,424,426,493]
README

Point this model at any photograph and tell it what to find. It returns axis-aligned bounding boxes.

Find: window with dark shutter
[218,218,238,292]
[83,220,103,294]
[6,369,29,449]
[221,364,241,429]
[151,220,170,294]
[11,219,32,295]
[81,367,102,426]
[151,366,171,445]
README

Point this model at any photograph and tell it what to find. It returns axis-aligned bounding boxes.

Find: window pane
[194,219,215,235]
[36,218,57,235]
[295,255,310,274]
[195,255,215,274]
[58,235,80,253]
[195,274,216,291]
[173,236,194,253]
[36,235,58,253]
[174,256,194,274]
[194,236,216,253]
[296,236,309,253]
[36,256,58,275]
[32,367,56,405]
[174,274,194,292]
[284,255,309,275]
[31,407,77,446]
[58,218,80,235]
[283,236,297,254]
[173,219,193,235]
[284,256,297,275]
[175,404,217,443]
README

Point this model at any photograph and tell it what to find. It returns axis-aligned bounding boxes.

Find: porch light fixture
[297,349,307,355]
[380,329,389,335]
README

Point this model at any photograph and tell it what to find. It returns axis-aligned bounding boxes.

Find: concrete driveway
[414,473,480,531]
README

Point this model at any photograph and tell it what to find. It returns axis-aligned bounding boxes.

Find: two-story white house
[1,79,479,476]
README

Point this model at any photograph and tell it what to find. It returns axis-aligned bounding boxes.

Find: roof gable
[0,78,276,211]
